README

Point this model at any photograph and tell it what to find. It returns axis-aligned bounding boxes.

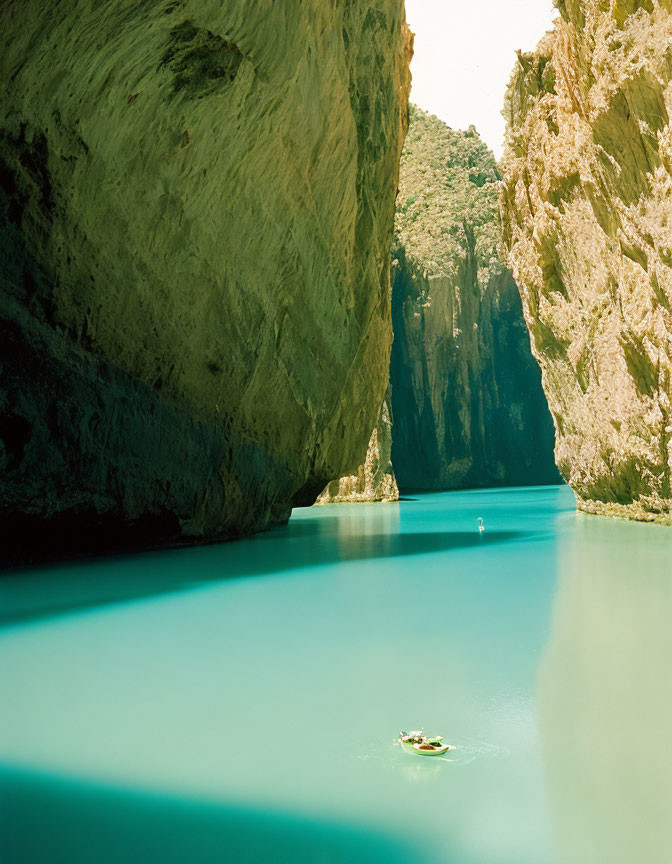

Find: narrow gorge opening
[321,0,561,504]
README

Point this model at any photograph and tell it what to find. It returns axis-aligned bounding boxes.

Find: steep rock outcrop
[316,391,398,503]
[501,0,672,523]
[0,0,412,563]
[390,107,558,491]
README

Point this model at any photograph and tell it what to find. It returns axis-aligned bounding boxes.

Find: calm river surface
[1,486,671,863]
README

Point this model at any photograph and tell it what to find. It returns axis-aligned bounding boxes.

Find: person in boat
[398,731,451,754]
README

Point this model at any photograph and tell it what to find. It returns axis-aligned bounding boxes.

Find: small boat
[397,730,454,757]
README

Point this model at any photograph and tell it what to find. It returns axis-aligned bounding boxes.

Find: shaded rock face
[501,0,672,523]
[317,392,398,503]
[0,0,412,563]
[390,108,558,491]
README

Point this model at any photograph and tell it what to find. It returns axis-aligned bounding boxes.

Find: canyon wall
[0,0,412,563]
[501,0,672,523]
[390,107,558,491]
[316,392,398,504]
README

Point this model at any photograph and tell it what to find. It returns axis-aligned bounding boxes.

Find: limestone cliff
[390,107,558,491]
[316,392,398,503]
[501,0,672,523]
[0,0,411,563]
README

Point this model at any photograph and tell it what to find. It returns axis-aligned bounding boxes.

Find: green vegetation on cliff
[395,105,501,284]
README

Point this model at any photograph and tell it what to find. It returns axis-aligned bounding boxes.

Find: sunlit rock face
[501,0,672,523]
[317,393,399,504]
[390,108,558,491]
[539,514,672,863]
[0,0,412,562]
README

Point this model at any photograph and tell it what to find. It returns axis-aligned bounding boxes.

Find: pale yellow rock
[317,396,399,503]
[501,0,672,524]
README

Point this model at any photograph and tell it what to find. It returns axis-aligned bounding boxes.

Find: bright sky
[405,0,558,158]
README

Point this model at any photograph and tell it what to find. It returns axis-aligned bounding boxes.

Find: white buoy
[477,517,485,533]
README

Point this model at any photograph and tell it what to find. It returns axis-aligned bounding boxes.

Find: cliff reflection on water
[540,514,672,864]
[1,487,670,863]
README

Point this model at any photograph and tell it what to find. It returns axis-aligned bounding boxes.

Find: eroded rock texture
[390,107,558,491]
[501,0,672,523]
[0,0,411,562]
[316,392,398,503]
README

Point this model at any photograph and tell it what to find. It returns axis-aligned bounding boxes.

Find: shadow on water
[0,766,440,864]
[0,510,527,626]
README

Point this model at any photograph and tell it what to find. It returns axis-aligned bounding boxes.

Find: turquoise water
[1,486,671,863]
